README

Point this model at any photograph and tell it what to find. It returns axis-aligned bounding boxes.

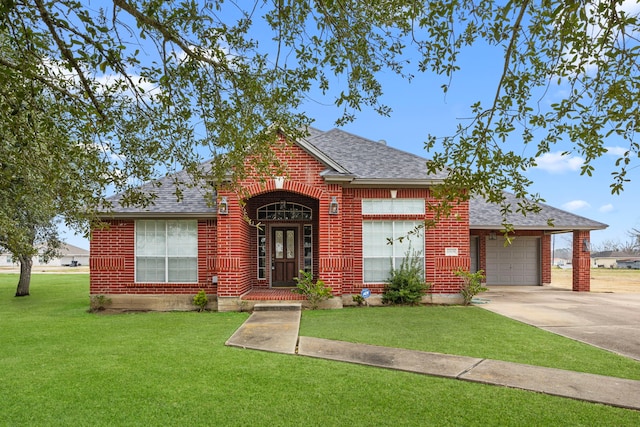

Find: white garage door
[485,237,540,285]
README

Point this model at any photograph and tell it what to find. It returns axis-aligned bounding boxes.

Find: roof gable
[303,128,447,183]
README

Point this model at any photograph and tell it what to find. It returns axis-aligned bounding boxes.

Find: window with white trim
[136,220,198,283]
[362,199,425,215]
[362,220,424,283]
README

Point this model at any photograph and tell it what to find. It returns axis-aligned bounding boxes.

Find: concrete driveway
[479,286,640,361]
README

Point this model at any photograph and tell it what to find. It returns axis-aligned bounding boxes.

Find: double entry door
[271,226,298,287]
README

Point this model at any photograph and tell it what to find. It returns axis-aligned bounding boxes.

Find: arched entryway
[246,191,319,288]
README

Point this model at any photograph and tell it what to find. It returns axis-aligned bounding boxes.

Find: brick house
[90,128,607,311]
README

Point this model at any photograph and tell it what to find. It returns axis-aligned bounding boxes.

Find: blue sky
[62,3,640,250]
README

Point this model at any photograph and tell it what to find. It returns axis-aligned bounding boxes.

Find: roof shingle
[103,128,608,231]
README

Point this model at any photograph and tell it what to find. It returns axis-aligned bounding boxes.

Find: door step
[253,303,302,312]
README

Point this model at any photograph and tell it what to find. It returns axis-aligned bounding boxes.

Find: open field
[551,268,640,292]
[0,265,89,274]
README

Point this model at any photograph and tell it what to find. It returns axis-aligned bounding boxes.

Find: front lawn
[1,274,639,426]
[299,306,640,380]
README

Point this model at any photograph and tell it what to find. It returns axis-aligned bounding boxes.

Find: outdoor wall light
[329,196,339,215]
[583,238,591,252]
[218,196,229,215]
[489,232,497,240]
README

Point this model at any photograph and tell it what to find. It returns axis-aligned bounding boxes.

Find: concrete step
[253,303,302,312]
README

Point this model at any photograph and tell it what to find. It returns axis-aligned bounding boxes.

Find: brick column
[541,234,552,285]
[216,191,252,300]
[572,230,591,292]
[318,189,343,296]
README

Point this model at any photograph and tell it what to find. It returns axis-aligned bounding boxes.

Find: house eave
[337,178,444,187]
[470,225,608,232]
[99,212,216,220]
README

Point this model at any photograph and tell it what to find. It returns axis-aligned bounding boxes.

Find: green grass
[1,274,639,426]
[299,306,640,380]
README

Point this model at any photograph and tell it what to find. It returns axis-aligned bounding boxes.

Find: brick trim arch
[244,179,325,200]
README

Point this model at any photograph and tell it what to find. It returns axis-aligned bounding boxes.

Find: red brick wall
[572,230,591,291]
[90,220,135,294]
[90,219,218,295]
[426,191,470,293]
[541,233,551,284]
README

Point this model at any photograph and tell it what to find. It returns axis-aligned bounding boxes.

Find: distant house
[616,258,640,269]
[0,243,89,268]
[591,251,639,269]
[57,244,90,267]
[553,257,571,267]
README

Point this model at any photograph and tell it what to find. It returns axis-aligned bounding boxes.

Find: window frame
[135,219,198,283]
[362,220,425,284]
[361,198,425,215]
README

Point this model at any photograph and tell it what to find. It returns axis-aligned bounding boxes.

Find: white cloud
[605,146,628,156]
[620,0,640,15]
[533,152,583,173]
[562,200,591,211]
[599,203,614,213]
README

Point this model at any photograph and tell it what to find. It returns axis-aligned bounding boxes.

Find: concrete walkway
[225,303,302,354]
[226,304,640,411]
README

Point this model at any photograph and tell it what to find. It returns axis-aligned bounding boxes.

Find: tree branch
[33,0,107,121]
[0,57,81,104]
[487,0,530,127]
[112,0,230,74]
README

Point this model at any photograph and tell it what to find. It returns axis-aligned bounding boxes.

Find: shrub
[89,294,112,312]
[193,290,209,312]
[293,270,333,309]
[454,269,488,305]
[382,250,429,305]
[352,294,367,306]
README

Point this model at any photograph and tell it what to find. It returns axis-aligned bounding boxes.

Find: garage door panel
[485,237,540,285]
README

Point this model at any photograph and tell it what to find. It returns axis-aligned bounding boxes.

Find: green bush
[192,290,209,312]
[454,269,488,305]
[382,251,429,305]
[293,270,333,309]
[352,294,367,306]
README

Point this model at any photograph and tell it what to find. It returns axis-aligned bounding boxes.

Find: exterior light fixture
[218,196,229,215]
[329,196,339,215]
[489,232,497,240]
[583,239,590,252]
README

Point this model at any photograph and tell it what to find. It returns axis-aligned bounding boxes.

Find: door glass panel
[286,230,295,259]
[275,230,284,258]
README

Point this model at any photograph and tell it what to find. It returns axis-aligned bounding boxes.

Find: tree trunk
[15,255,33,297]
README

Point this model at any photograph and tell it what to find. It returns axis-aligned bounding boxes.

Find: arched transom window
[257,202,312,220]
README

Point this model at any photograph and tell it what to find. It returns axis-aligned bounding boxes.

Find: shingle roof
[60,243,90,255]
[103,128,608,231]
[591,251,638,258]
[470,192,608,231]
[305,128,448,182]
[105,163,216,216]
